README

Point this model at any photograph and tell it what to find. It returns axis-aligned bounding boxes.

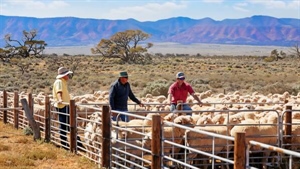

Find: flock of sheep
[1,90,300,169]
[81,90,300,169]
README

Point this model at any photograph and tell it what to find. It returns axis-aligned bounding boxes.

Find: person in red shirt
[168,72,202,115]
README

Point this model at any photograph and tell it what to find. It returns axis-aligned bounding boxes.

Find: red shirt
[168,82,194,104]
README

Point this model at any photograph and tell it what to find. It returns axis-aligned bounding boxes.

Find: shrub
[141,80,172,97]
[264,56,275,62]
[262,82,292,94]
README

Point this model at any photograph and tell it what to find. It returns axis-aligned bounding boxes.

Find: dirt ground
[0,122,99,169]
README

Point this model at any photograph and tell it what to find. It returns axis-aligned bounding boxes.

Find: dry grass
[0,122,99,169]
[0,54,300,168]
[1,55,300,97]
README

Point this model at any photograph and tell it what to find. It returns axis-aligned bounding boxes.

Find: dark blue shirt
[109,79,141,111]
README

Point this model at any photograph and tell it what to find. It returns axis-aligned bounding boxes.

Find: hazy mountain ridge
[0,15,299,47]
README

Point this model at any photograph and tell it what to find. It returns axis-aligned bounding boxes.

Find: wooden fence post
[284,105,292,150]
[234,132,246,169]
[152,115,162,169]
[69,99,76,152]
[21,98,41,140]
[3,90,7,123]
[44,96,51,142]
[101,105,111,168]
[28,93,33,127]
[28,93,33,116]
[14,91,19,129]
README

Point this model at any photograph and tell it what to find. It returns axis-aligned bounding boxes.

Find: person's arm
[191,93,202,106]
[128,84,143,106]
[168,84,173,104]
[168,93,172,104]
[188,84,202,106]
[57,92,63,103]
[108,85,116,110]
[54,79,63,103]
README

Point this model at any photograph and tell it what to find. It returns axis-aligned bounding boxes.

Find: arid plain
[0,43,299,98]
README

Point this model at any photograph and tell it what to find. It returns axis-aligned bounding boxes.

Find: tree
[269,49,285,61]
[91,30,153,64]
[0,29,47,62]
[290,43,300,58]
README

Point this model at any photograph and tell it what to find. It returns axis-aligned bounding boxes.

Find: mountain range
[0,15,299,47]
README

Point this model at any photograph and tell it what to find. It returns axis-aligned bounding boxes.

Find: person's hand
[139,103,144,107]
[111,112,117,117]
[198,101,203,107]
[58,100,63,104]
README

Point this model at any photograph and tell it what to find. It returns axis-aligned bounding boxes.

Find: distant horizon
[1,1,299,21]
[44,43,292,56]
[1,14,298,22]
[1,15,298,48]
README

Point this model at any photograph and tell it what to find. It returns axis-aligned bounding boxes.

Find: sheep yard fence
[1,90,300,169]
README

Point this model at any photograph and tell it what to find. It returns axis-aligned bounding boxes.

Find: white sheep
[137,115,194,167]
[185,121,233,168]
[84,111,102,160]
[230,113,279,169]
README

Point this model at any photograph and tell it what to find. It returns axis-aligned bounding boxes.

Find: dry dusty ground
[0,122,99,169]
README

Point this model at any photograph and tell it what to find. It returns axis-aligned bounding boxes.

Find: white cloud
[247,0,299,9]
[233,2,250,12]
[4,0,69,10]
[202,0,224,3]
[106,1,187,21]
[48,1,69,9]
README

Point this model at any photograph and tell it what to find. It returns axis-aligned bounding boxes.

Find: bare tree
[290,43,300,58]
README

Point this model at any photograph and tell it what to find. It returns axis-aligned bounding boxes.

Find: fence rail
[1,90,300,169]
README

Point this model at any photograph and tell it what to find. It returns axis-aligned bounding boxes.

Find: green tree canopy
[91,30,153,64]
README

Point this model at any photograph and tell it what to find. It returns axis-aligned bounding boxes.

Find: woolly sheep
[230,113,279,169]
[185,122,233,168]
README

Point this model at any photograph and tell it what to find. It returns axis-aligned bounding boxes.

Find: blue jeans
[170,103,192,115]
[112,109,129,122]
[56,106,69,146]
[56,106,84,148]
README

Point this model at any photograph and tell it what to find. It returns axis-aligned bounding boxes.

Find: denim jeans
[56,106,84,148]
[170,103,192,115]
[56,106,69,147]
[112,109,129,122]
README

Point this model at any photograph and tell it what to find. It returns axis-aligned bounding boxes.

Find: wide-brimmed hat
[176,72,185,78]
[119,71,128,78]
[56,67,73,79]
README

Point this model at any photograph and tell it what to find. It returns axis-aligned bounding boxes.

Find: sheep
[109,113,162,168]
[156,95,167,103]
[185,122,233,169]
[84,112,102,160]
[137,115,194,168]
[211,114,226,124]
[288,118,300,169]
[164,112,179,122]
[196,115,213,126]
[185,110,244,166]
[230,113,279,169]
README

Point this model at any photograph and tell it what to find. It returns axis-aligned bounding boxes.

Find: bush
[141,80,172,97]
[262,82,292,94]
[264,56,275,62]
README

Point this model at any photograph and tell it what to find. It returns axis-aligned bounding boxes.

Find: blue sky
[0,0,299,21]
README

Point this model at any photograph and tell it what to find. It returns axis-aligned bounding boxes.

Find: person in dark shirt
[109,71,144,122]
